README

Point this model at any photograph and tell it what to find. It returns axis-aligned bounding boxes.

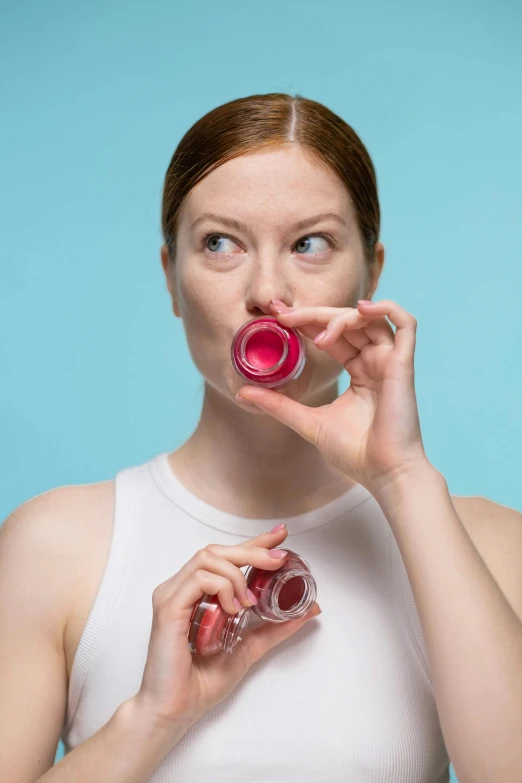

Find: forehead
[177,145,355,230]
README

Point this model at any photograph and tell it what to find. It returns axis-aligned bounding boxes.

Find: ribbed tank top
[61,452,450,782]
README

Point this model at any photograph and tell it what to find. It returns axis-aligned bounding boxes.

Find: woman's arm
[0,489,194,783]
[1,485,320,783]
[241,298,522,783]
[37,698,195,783]
[373,463,522,783]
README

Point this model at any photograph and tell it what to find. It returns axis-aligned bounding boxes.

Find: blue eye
[203,232,332,257]
[206,234,240,254]
[295,236,330,254]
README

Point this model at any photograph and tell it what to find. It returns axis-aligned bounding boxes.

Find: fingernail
[357,299,374,306]
[274,305,294,313]
[269,549,288,559]
[314,330,328,345]
[233,597,243,612]
[235,392,257,405]
[270,523,287,533]
[246,588,258,605]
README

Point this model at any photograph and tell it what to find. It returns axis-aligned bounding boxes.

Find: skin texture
[161,144,384,518]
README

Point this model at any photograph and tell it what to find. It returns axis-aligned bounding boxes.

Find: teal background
[1,1,521,779]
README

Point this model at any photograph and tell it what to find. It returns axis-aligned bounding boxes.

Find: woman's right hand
[132,525,321,730]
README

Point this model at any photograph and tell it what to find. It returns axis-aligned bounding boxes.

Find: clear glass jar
[231,316,306,390]
[187,549,317,657]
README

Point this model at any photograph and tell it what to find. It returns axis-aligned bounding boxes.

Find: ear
[160,244,181,318]
[361,241,385,300]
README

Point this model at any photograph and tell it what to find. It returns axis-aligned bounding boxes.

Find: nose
[244,261,292,317]
[247,299,284,317]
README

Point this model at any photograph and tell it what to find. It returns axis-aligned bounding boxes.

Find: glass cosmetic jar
[231,316,306,390]
[187,549,317,657]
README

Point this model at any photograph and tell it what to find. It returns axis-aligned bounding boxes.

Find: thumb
[236,387,322,445]
[239,602,322,666]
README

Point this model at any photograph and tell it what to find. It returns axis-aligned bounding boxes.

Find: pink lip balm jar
[187,549,317,657]
[231,316,306,390]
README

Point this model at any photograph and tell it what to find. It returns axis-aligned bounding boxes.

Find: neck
[168,380,357,518]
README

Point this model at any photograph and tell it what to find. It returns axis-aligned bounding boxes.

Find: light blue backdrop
[1,1,520,779]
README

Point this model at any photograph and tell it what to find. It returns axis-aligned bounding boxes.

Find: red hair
[162,93,380,264]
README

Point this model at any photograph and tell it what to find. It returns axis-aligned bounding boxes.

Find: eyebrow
[189,211,349,234]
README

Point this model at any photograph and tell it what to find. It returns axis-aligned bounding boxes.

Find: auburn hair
[161,93,380,264]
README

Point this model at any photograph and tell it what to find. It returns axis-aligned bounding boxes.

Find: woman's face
[161,144,383,407]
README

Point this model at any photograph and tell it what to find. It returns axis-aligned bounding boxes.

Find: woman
[1,93,521,783]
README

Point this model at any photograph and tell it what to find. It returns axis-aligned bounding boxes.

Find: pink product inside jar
[187,594,249,657]
[245,549,315,620]
[187,596,226,656]
[244,329,284,370]
[249,567,306,611]
[231,316,305,390]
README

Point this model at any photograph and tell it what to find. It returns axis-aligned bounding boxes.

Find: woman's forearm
[37,697,197,783]
[372,463,522,783]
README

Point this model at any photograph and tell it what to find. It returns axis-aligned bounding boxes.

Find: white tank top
[62,452,450,782]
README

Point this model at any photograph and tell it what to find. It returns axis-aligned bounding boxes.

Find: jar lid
[221,606,251,654]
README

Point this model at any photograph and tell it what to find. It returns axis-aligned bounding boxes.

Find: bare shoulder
[1,480,115,680]
[450,493,522,621]
[1,480,115,583]
[450,492,522,542]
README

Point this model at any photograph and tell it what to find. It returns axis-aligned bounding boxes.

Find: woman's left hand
[235,299,431,494]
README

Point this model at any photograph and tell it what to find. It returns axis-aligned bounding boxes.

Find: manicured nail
[274,305,294,313]
[269,549,288,559]
[233,597,243,612]
[314,330,328,344]
[270,523,287,533]
[358,299,374,306]
[246,588,258,605]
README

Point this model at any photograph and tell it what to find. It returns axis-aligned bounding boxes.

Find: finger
[198,542,290,573]
[192,547,289,607]
[156,570,239,631]
[357,300,417,364]
[277,305,394,350]
[270,303,360,351]
[274,307,382,365]
[245,526,289,546]
[270,302,346,345]
[272,309,388,371]
[362,318,395,348]
[240,602,322,664]
[163,539,290,604]
[274,304,371,337]
[314,309,393,351]
[332,309,394,348]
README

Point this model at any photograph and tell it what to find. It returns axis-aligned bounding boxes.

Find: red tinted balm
[187,550,317,657]
[231,316,306,390]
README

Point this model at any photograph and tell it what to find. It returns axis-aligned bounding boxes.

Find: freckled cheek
[176,286,233,379]
[181,321,231,390]
[177,268,236,314]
